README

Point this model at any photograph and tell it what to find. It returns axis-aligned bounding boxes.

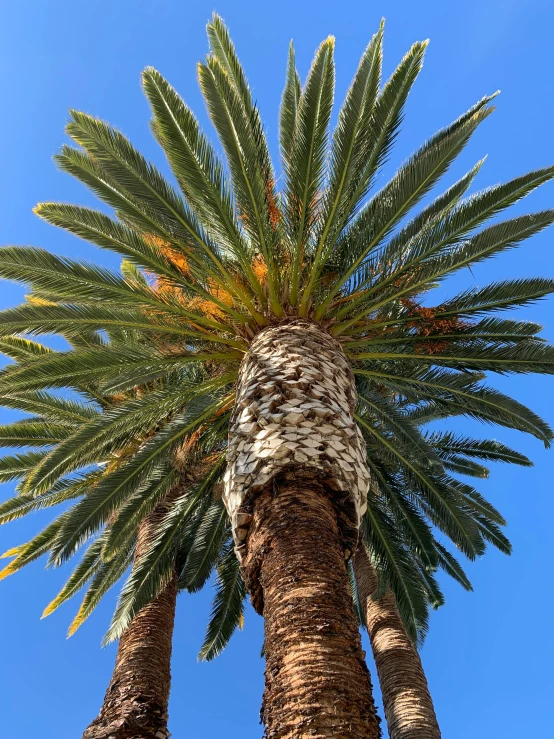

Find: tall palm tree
[355,545,438,739]
[1,14,554,737]
[0,334,532,739]
[0,334,232,739]
[351,429,533,739]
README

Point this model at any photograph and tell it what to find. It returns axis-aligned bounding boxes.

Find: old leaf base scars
[224,320,372,572]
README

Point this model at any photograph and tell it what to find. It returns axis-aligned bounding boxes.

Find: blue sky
[1,1,553,737]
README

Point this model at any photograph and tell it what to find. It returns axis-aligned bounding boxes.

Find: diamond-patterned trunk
[224,319,370,561]
[224,320,379,739]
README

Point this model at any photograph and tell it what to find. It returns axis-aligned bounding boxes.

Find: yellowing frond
[41,599,60,619]
[0,558,22,580]
[67,602,88,637]
[25,295,57,306]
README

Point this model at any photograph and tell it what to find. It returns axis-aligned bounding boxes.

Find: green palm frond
[67,537,135,637]
[23,380,223,495]
[198,539,247,661]
[354,368,553,445]
[47,396,227,564]
[426,432,532,466]
[180,500,227,592]
[104,460,224,643]
[319,94,496,313]
[0,514,67,581]
[361,499,429,644]
[101,468,182,559]
[0,390,100,424]
[284,35,335,305]
[434,541,473,591]
[41,536,105,619]
[279,42,302,164]
[0,420,71,447]
[142,68,257,288]
[0,450,49,483]
[0,473,100,525]
[313,23,383,262]
[0,336,54,361]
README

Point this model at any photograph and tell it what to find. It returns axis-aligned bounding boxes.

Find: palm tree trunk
[224,320,380,739]
[82,496,179,739]
[245,473,381,738]
[353,545,442,739]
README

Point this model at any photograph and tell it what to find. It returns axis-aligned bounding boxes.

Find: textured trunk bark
[225,321,380,739]
[244,473,381,739]
[353,546,441,739]
[82,497,179,739]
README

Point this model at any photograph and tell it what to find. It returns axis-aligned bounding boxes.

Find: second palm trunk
[224,320,381,739]
[82,493,180,739]
[353,545,442,739]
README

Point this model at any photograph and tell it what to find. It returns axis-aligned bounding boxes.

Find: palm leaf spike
[279,41,302,164]
[285,34,336,306]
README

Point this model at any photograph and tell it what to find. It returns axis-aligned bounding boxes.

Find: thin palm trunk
[82,497,179,739]
[225,321,380,739]
[353,545,441,739]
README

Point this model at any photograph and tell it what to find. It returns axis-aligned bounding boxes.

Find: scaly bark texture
[224,320,371,560]
[353,545,442,739]
[243,474,381,739]
[82,496,179,739]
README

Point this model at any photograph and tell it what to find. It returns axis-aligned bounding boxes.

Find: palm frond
[198,539,246,661]
[181,500,227,592]
[104,461,224,643]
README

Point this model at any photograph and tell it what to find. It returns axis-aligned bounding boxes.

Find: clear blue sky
[1,1,553,737]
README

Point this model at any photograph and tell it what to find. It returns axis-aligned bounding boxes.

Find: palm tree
[354,544,440,739]
[0,339,545,739]
[1,14,554,737]
[351,429,533,739]
[0,334,233,739]
[0,337,532,739]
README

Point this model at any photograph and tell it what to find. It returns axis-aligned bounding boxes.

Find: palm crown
[0,13,553,650]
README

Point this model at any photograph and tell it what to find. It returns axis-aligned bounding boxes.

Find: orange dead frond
[145,234,171,249]
[187,296,226,321]
[415,340,449,355]
[175,278,236,321]
[402,300,473,353]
